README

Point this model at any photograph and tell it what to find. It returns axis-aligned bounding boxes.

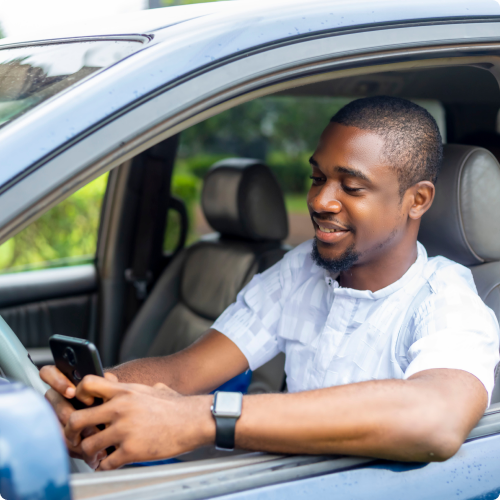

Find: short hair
[330,96,443,197]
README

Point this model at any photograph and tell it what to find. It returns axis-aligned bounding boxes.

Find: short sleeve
[403,281,500,404]
[212,257,287,370]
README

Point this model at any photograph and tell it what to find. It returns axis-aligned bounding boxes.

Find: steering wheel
[0,315,93,473]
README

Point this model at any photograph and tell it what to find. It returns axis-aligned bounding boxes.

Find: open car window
[0,40,143,127]
[0,173,108,274]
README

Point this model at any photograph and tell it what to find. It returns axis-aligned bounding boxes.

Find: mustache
[310,212,356,234]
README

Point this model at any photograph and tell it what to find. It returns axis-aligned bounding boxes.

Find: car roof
[1,0,500,190]
[1,0,500,46]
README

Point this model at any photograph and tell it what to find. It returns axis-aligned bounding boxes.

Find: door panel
[0,264,97,308]
[0,264,98,366]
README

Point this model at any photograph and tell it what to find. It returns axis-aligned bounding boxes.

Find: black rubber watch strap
[215,416,237,450]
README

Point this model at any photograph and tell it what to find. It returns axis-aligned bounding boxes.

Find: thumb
[104,372,119,383]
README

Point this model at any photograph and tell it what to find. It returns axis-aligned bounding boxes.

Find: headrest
[419,144,500,266]
[201,158,288,242]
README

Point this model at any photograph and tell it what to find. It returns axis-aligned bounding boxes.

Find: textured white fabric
[213,240,500,402]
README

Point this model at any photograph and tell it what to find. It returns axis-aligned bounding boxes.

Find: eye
[309,175,325,185]
[342,185,363,194]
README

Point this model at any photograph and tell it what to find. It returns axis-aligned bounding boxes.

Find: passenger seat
[119,158,288,393]
[419,144,500,405]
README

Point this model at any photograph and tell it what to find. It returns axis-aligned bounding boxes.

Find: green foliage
[178,96,350,194]
[0,174,108,273]
[177,154,228,180]
[163,172,201,253]
[0,22,4,39]
[266,151,312,194]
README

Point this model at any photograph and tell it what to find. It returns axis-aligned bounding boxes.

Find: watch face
[213,392,242,417]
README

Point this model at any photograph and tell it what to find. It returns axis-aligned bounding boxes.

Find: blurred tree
[178,96,351,193]
[0,22,4,38]
[0,174,108,273]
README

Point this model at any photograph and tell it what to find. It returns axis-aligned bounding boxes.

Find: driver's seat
[119,158,288,394]
[419,144,500,404]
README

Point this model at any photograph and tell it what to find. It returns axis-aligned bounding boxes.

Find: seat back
[419,144,500,404]
[119,158,289,393]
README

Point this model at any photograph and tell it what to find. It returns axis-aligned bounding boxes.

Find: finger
[40,365,75,399]
[81,427,117,459]
[75,375,121,405]
[45,389,75,425]
[82,426,100,439]
[153,383,168,390]
[97,447,129,471]
[105,372,118,383]
[69,423,101,448]
[65,403,115,445]
[66,432,106,468]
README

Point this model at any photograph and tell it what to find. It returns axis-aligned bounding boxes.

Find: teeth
[319,225,338,233]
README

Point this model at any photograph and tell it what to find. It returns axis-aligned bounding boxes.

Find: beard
[311,237,359,274]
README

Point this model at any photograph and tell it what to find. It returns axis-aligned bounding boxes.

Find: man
[41,96,500,471]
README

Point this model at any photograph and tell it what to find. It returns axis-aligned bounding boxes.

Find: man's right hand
[40,365,109,469]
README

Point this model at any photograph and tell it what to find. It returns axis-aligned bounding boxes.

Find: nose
[309,184,342,213]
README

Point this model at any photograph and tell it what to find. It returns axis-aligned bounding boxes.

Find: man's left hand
[64,376,215,470]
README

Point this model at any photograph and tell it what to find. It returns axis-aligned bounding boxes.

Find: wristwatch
[211,391,243,451]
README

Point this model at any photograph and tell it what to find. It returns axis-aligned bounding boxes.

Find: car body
[1,1,500,498]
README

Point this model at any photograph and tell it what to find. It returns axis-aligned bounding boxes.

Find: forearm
[107,329,249,395]
[229,370,486,462]
[107,355,185,389]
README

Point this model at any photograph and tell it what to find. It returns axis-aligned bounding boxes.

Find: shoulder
[424,255,478,295]
[415,255,498,331]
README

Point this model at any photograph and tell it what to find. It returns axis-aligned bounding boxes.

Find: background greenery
[0,174,108,273]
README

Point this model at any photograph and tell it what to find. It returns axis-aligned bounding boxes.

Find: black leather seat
[419,144,500,404]
[119,158,288,393]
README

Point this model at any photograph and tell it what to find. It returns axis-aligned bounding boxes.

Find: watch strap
[215,416,237,450]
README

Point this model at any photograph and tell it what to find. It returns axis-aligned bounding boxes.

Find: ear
[407,181,435,220]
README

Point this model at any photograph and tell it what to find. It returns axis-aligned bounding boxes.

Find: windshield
[0,40,143,127]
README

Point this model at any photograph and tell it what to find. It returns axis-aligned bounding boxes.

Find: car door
[0,173,108,367]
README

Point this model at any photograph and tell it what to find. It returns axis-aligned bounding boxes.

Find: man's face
[308,122,408,269]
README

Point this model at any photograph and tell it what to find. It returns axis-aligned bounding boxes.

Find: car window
[164,96,446,250]
[0,173,108,273]
[0,40,143,127]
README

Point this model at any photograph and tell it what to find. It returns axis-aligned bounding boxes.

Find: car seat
[419,144,500,405]
[119,158,288,394]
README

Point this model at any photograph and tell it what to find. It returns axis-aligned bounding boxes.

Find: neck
[339,238,419,293]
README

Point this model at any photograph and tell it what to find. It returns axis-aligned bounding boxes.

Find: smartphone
[49,335,116,455]
[49,335,105,410]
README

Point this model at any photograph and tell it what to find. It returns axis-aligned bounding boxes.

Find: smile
[317,225,344,233]
[312,216,351,244]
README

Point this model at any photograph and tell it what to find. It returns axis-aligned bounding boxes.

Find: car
[1,0,500,498]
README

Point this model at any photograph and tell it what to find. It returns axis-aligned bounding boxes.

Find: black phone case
[49,335,105,410]
[49,334,116,455]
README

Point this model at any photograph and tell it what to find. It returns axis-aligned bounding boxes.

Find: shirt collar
[323,241,428,300]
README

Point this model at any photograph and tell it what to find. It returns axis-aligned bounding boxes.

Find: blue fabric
[211,370,252,394]
[132,458,181,467]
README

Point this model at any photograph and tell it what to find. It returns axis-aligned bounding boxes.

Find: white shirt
[213,240,500,402]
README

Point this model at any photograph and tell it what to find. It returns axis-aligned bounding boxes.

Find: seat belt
[125,156,165,301]
[395,281,433,365]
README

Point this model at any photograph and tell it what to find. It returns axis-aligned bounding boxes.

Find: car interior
[1,61,500,472]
